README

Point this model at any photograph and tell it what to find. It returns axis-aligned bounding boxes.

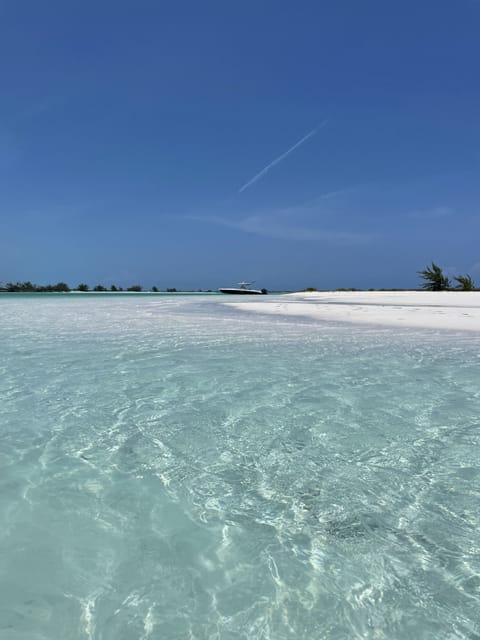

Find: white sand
[225,291,480,332]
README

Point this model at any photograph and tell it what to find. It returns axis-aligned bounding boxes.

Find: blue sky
[1,0,479,290]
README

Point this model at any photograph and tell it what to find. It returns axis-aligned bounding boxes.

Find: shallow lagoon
[1,294,479,639]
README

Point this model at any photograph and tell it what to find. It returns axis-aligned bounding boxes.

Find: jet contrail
[238,120,327,194]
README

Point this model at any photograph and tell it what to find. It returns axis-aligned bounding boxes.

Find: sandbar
[224,291,480,332]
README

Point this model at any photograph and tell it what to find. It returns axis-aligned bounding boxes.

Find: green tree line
[0,282,162,293]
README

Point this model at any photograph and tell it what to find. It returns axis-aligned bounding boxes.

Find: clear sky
[1,0,479,291]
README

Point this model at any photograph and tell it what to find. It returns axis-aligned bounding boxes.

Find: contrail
[238,120,327,194]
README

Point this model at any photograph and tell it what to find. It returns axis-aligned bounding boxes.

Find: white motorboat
[218,281,267,295]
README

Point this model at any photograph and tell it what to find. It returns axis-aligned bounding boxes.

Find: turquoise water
[1,294,479,639]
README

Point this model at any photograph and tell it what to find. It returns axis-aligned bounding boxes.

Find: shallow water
[1,294,479,639]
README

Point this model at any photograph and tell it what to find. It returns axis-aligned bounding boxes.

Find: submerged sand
[225,291,480,332]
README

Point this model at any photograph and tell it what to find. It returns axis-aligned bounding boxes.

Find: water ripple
[1,295,480,638]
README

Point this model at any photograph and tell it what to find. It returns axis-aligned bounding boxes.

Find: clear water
[1,294,479,639]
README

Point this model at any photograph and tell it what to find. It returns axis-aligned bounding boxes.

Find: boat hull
[219,288,264,295]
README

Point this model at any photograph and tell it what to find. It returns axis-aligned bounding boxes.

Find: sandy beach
[225,291,480,332]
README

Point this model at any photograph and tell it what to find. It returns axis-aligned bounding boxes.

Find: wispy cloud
[237,121,327,194]
[189,201,373,245]
[207,216,370,243]
[407,205,454,219]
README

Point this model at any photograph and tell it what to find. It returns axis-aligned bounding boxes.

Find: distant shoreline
[0,290,221,295]
[2,288,478,294]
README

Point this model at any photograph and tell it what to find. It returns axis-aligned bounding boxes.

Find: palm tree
[418,262,451,291]
[454,274,475,291]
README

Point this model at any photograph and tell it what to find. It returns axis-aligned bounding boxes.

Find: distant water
[1,294,479,639]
